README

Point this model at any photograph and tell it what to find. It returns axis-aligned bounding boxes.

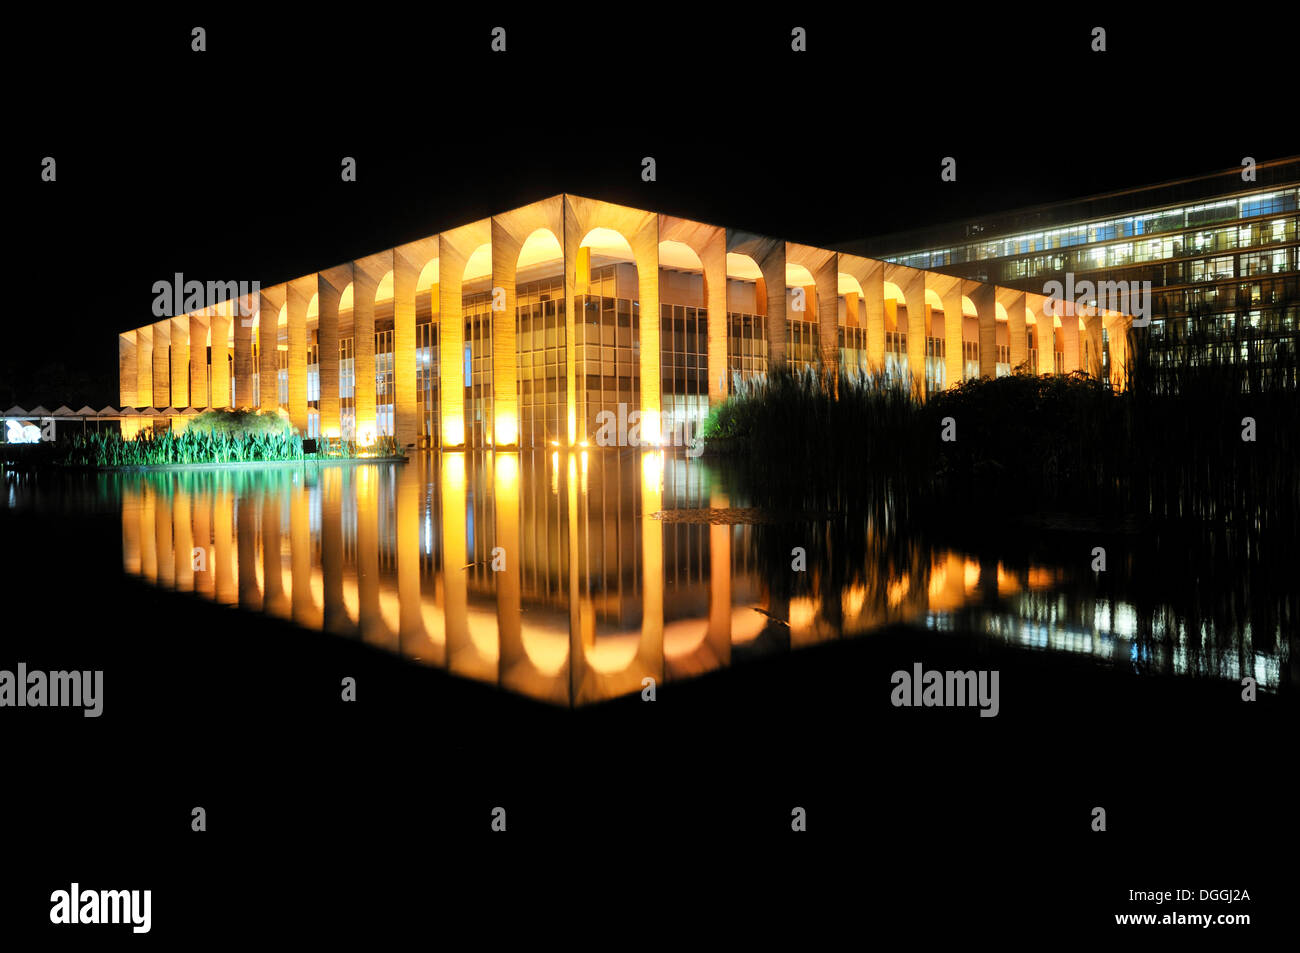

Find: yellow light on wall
[494,411,518,448]
[442,417,464,448]
[357,423,377,447]
[323,426,341,440]
[640,409,662,447]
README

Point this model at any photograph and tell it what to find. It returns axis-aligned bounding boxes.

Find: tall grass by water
[705,340,1298,533]
[60,428,307,466]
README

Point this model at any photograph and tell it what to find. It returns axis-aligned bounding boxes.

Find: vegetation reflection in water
[111,450,1290,705]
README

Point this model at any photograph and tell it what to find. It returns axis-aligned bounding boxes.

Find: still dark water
[3,450,1293,704]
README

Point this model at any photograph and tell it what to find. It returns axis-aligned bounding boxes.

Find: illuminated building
[841,157,1300,387]
[117,194,1135,448]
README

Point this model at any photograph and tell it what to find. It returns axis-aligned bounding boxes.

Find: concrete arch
[837,253,886,374]
[353,251,394,444]
[393,237,440,449]
[317,265,353,439]
[660,217,727,408]
[564,195,660,451]
[491,199,564,452]
[883,263,928,392]
[727,231,785,368]
[257,284,287,413]
[787,243,839,388]
[437,220,492,448]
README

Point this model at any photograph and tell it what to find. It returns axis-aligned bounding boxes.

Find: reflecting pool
[4,450,1292,704]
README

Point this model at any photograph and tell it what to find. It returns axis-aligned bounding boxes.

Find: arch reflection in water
[118,451,1288,705]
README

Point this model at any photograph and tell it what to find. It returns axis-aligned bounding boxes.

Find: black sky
[9,8,1298,407]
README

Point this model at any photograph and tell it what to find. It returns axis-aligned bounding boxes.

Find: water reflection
[102,451,1293,703]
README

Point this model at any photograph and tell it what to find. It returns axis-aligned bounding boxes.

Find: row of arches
[118,195,1135,446]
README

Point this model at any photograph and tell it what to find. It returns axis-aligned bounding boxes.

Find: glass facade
[416,321,438,448]
[785,316,819,373]
[339,336,355,441]
[726,312,766,393]
[575,263,639,444]
[660,302,708,438]
[839,324,868,381]
[516,276,565,447]
[463,292,494,449]
[875,171,1300,386]
[307,338,319,438]
[375,328,394,438]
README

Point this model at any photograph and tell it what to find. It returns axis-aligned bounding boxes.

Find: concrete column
[136,325,153,408]
[317,266,348,438]
[436,232,474,448]
[1028,292,1053,375]
[971,284,997,379]
[353,256,383,443]
[211,304,231,408]
[702,230,727,411]
[118,332,138,408]
[563,216,580,446]
[633,225,662,443]
[894,269,926,391]
[862,262,885,374]
[258,289,281,412]
[233,297,254,409]
[762,249,786,369]
[286,278,311,433]
[1059,308,1081,374]
[170,316,189,408]
[393,252,420,450]
[152,320,170,408]
[490,219,520,447]
[1083,308,1104,378]
[940,281,964,390]
[189,312,209,408]
[1105,312,1129,389]
[1006,291,1028,373]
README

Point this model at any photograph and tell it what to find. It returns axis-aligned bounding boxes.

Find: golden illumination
[494,411,518,448]
[639,409,662,447]
[887,574,911,607]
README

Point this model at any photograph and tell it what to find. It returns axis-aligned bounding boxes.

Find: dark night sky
[9,9,1298,407]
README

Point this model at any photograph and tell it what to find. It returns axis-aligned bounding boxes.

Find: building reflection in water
[116,451,1288,704]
